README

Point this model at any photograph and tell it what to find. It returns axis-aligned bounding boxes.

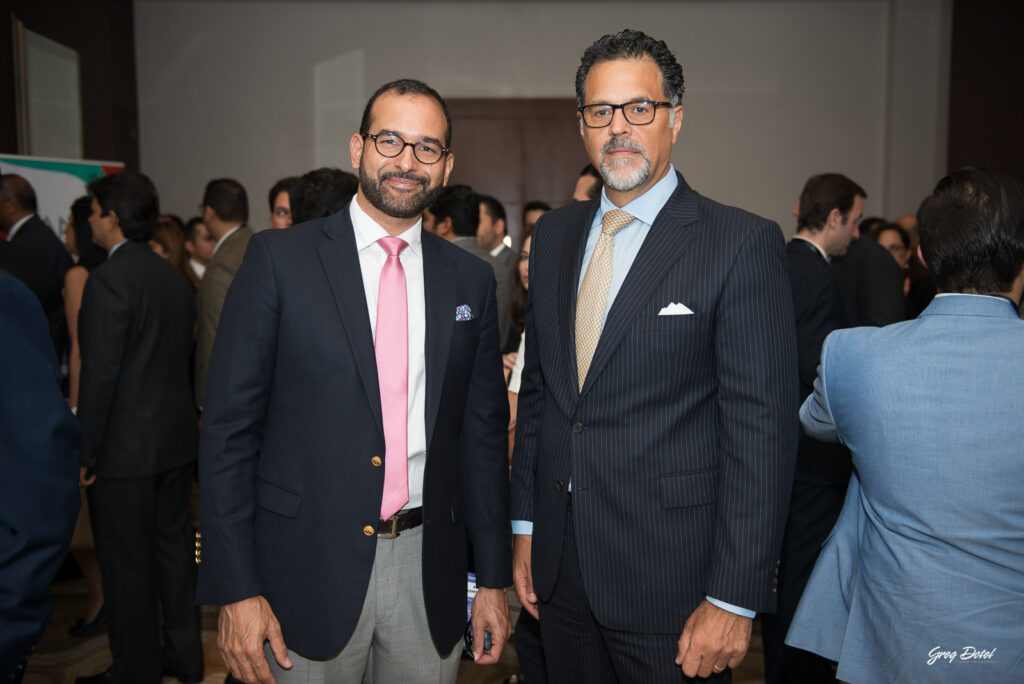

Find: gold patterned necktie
[575,208,634,390]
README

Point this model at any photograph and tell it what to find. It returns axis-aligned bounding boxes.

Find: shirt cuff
[706,596,755,619]
[511,520,534,536]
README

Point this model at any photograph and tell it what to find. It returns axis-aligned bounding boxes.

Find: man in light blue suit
[787,168,1024,683]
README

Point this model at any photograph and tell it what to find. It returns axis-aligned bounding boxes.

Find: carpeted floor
[26,577,765,683]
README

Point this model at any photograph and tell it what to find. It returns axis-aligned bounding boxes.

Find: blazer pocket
[256,478,302,518]
[658,468,718,509]
[452,319,481,336]
[644,313,699,332]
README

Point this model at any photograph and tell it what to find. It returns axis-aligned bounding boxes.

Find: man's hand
[79,466,96,488]
[469,587,511,664]
[512,534,538,619]
[218,595,292,684]
[675,600,752,678]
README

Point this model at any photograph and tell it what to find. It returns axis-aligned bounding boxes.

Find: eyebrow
[584,97,659,106]
[377,128,445,147]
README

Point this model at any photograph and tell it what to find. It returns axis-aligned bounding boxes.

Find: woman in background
[62,195,107,637]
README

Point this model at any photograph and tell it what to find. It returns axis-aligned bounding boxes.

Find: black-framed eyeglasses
[578,100,673,128]
[363,132,449,165]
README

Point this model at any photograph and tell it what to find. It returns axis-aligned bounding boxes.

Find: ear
[496,217,506,235]
[578,111,585,139]
[350,133,365,170]
[442,151,454,187]
[437,216,453,237]
[917,245,926,267]
[669,105,684,143]
[826,207,843,230]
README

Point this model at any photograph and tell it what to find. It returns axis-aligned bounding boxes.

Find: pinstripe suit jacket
[510,173,799,632]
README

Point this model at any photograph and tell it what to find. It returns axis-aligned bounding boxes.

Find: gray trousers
[265,524,460,683]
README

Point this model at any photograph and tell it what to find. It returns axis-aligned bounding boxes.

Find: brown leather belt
[377,507,423,538]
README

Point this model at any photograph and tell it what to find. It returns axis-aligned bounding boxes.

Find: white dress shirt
[5,214,34,240]
[350,199,427,510]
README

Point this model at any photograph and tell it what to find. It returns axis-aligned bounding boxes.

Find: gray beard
[599,138,651,192]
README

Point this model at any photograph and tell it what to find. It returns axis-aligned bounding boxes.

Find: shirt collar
[597,164,678,227]
[108,239,128,257]
[6,214,34,240]
[212,224,243,255]
[349,198,422,256]
[791,235,830,263]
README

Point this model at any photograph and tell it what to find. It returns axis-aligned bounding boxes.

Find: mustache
[380,170,429,186]
[601,137,646,155]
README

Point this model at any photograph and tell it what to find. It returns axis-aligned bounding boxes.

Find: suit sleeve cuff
[706,596,755,618]
[511,520,534,535]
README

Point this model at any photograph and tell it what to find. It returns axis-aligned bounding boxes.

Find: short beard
[599,137,651,192]
[359,161,443,220]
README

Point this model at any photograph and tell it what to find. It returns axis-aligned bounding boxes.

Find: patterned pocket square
[455,304,473,321]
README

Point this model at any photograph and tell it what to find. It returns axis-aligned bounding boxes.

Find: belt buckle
[379,515,399,539]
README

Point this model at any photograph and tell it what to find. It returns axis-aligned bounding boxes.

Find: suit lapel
[421,233,456,446]
[316,212,384,435]
[580,175,700,397]
[560,202,597,400]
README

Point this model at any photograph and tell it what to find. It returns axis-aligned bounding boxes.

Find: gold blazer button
[363,525,376,536]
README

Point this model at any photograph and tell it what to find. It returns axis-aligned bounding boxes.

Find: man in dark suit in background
[197,79,511,683]
[762,173,863,683]
[0,270,80,683]
[0,239,65,357]
[76,172,203,684]
[194,178,252,409]
[0,174,73,284]
[511,30,798,683]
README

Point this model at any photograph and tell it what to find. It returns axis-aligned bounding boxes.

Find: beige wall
[135,0,950,232]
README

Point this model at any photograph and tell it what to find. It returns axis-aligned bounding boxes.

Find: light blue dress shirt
[512,167,754,618]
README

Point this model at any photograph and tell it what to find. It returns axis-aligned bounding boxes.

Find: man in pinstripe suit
[510,30,799,683]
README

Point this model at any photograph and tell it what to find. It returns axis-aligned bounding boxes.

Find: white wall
[135,0,951,232]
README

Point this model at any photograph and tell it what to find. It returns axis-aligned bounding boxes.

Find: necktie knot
[377,236,408,258]
[601,209,633,237]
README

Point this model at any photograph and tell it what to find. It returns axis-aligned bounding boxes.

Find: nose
[853,224,861,239]
[395,143,418,171]
[609,107,631,135]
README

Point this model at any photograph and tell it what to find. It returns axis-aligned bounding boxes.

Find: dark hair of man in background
[89,172,160,242]
[574,29,684,109]
[798,173,868,232]
[268,176,299,213]
[70,196,107,270]
[430,184,480,237]
[203,178,248,224]
[918,168,1024,294]
[288,167,359,225]
[869,222,910,248]
[0,173,38,211]
[184,216,204,242]
[359,78,452,147]
[479,194,506,226]
[522,200,551,225]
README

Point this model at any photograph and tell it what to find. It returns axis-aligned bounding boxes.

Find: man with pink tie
[196,79,511,684]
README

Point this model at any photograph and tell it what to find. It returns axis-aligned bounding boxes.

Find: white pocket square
[658,302,694,316]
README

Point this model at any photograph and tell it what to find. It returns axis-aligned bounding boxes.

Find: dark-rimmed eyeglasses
[363,132,449,165]
[578,100,673,128]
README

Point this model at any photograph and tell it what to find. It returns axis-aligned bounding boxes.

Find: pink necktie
[376,236,409,520]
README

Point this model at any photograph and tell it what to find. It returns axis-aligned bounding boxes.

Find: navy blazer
[511,173,799,632]
[0,271,79,674]
[195,205,511,659]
